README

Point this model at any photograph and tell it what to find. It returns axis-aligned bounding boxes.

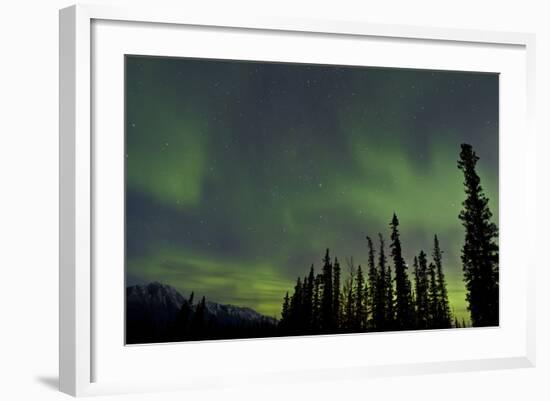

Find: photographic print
[125,56,499,345]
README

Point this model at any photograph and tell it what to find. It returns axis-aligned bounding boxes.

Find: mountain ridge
[126,282,278,344]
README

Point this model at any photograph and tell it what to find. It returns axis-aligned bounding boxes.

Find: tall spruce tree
[385,263,395,328]
[312,274,322,333]
[389,213,415,329]
[289,277,303,333]
[427,262,438,327]
[374,234,388,330]
[305,265,315,331]
[321,249,334,332]
[433,235,452,328]
[457,143,499,327]
[413,256,419,302]
[366,236,378,329]
[301,275,310,332]
[355,265,366,330]
[412,257,419,327]
[333,258,341,330]
[414,252,429,329]
[342,262,355,332]
[280,291,290,331]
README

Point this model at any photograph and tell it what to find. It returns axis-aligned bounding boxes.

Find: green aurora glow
[125,56,499,323]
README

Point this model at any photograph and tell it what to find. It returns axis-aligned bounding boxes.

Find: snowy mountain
[127,281,186,314]
[204,301,278,326]
[126,282,278,343]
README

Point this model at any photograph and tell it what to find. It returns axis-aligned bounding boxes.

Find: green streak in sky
[128,248,290,318]
[126,110,207,207]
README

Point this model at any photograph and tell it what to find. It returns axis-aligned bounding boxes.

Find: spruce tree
[280,291,290,330]
[366,236,378,329]
[385,263,395,328]
[321,249,334,332]
[427,262,438,327]
[333,258,341,330]
[343,265,355,332]
[289,277,303,333]
[355,265,366,330]
[389,213,415,329]
[433,235,452,328]
[312,274,322,333]
[457,143,499,327]
[414,252,429,329]
[413,256,419,305]
[301,275,310,332]
[373,234,388,330]
[305,265,315,331]
[413,256,419,327]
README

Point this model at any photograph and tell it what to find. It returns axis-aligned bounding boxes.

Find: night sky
[125,55,499,322]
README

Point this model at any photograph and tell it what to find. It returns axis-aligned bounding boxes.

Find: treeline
[128,290,279,344]
[170,293,278,342]
[279,143,499,334]
[279,215,454,335]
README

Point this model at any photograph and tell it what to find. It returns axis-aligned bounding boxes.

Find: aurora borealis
[125,55,498,323]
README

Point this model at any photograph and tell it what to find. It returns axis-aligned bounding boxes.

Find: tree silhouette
[389,213,415,330]
[355,265,366,330]
[427,262,438,327]
[289,277,303,333]
[458,143,499,327]
[280,291,290,330]
[373,234,388,330]
[414,252,429,329]
[312,273,322,333]
[433,235,452,328]
[342,259,355,331]
[366,236,377,329]
[385,261,395,329]
[305,265,315,331]
[300,276,308,330]
[413,256,419,322]
[333,258,341,330]
[321,249,334,332]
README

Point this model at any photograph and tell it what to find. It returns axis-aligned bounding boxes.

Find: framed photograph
[59,4,536,396]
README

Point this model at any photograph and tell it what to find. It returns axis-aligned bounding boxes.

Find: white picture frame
[59,4,536,397]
